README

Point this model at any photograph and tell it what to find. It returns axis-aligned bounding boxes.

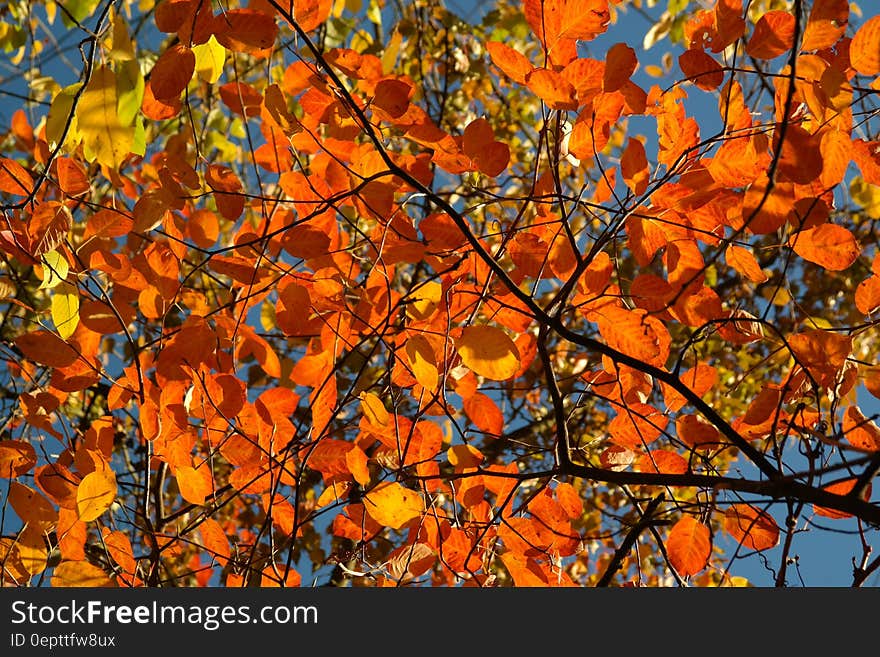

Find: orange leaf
[359,391,389,426]
[678,49,724,91]
[790,224,859,271]
[725,245,768,283]
[447,444,484,470]
[103,529,137,574]
[76,468,117,522]
[525,68,578,111]
[9,482,58,530]
[363,481,423,529]
[198,518,230,566]
[0,158,34,196]
[292,0,332,32]
[801,0,848,51]
[851,15,880,76]
[559,0,610,41]
[555,482,583,519]
[608,403,667,450]
[405,334,439,392]
[637,449,688,474]
[0,440,37,478]
[603,43,637,93]
[345,447,371,486]
[620,138,648,195]
[175,465,213,505]
[142,79,182,119]
[666,516,711,576]
[676,414,720,449]
[814,479,871,519]
[219,81,263,117]
[55,158,90,197]
[51,560,115,587]
[724,505,779,551]
[843,406,880,452]
[17,331,79,368]
[855,276,880,315]
[745,11,795,59]
[463,392,504,438]
[463,118,509,177]
[486,42,533,85]
[150,44,195,100]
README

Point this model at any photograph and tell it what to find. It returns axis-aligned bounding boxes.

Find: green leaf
[60,0,101,29]
[116,59,144,127]
[51,282,79,340]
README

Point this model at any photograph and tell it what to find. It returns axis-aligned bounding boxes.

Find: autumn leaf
[77,65,134,169]
[666,516,711,576]
[724,505,779,551]
[51,560,116,587]
[364,482,423,529]
[790,224,859,271]
[76,468,117,522]
[455,325,521,381]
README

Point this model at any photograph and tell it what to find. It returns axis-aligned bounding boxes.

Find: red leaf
[150,44,195,100]
[603,43,637,92]
[372,79,412,119]
[678,49,724,91]
[212,9,278,53]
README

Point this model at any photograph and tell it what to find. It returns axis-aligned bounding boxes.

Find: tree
[0,0,878,588]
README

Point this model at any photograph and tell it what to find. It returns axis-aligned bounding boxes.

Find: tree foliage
[0,0,879,587]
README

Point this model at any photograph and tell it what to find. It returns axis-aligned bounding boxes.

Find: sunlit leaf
[455,325,521,381]
[667,516,711,576]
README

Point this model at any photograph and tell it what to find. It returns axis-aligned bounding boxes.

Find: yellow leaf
[46,84,82,152]
[108,8,135,61]
[193,35,226,84]
[364,481,423,529]
[51,281,80,340]
[359,391,389,426]
[76,468,117,522]
[455,325,520,381]
[447,444,484,470]
[316,481,351,508]
[39,249,68,290]
[51,560,115,587]
[405,334,438,391]
[381,29,402,74]
[17,525,48,575]
[77,65,134,169]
